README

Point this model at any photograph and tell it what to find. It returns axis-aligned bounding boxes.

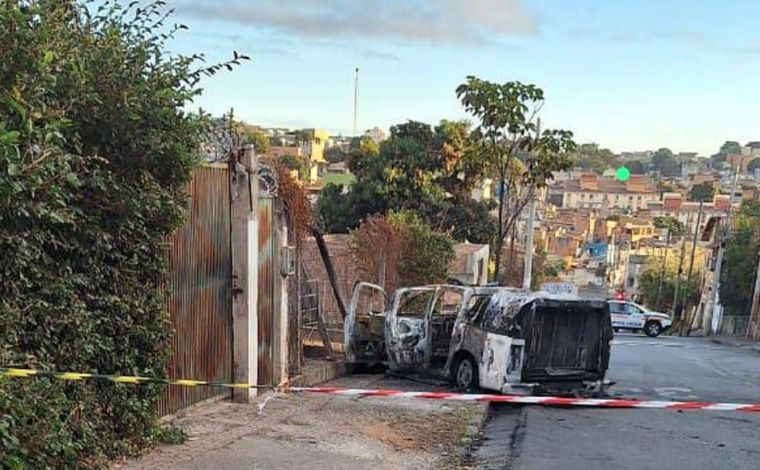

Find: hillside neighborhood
[242,123,760,339]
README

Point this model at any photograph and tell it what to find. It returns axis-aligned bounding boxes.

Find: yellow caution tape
[0,367,273,390]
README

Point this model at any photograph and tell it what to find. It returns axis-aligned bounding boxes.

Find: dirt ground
[117,374,487,470]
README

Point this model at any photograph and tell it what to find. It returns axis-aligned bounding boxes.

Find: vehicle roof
[483,288,608,319]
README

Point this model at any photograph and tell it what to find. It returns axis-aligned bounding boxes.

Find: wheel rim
[648,323,659,335]
[457,360,473,389]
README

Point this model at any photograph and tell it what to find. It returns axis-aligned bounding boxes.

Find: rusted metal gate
[158,165,233,415]
[257,196,275,385]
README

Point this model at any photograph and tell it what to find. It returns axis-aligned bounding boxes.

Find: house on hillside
[552,173,658,212]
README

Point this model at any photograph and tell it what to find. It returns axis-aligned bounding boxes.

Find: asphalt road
[471,334,760,470]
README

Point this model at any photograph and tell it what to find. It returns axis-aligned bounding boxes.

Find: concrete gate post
[230,147,258,402]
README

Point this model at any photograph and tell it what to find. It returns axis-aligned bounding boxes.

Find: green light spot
[615,166,631,182]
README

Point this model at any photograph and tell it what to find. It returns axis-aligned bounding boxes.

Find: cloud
[655,30,708,48]
[362,49,402,62]
[561,27,710,50]
[177,0,536,46]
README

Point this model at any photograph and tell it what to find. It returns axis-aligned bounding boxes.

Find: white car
[608,300,672,337]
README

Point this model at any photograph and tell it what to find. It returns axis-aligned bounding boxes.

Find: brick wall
[301,235,360,327]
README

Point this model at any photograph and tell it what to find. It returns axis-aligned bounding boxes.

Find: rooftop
[563,176,656,194]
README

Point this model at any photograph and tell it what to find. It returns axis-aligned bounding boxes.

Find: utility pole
[677,202,704,332]
[523,195,536,290]
[655,229,671,311]
[672,213,691,321]
[606,228,618,298]
[353,67,359,137]
[707,164,740,334]
[747,250,760,339]
[686,202,704,282]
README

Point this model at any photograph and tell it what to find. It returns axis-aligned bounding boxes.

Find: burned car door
[426,286,468,371]
[385,287,436,371]
[478,298,524,391]
[344,282,387,366]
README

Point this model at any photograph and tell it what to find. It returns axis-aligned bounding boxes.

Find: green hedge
[0,2,234,467]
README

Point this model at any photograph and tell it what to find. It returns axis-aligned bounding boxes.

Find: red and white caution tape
[291,387,760,413]
[3,367,758,413]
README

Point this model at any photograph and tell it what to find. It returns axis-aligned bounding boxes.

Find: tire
[644,321,662,338]
[453,355,478,391]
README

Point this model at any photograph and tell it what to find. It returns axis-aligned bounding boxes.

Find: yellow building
[304,129,329,164]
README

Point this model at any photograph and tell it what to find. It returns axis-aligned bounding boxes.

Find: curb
[449,402,490,468]
[709,338,760,354]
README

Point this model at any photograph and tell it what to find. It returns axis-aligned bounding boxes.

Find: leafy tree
[720,201,760,315]
[388,211,456,285]
[746,141,760,149]
[349,211,455,290]
[711,141,741,166]
[316,119,496,242]
[627,160,647,174]
[690,181,716,202]
[747,158,760,174]
[571,143,619,173]
[280,153,310,180]
[239,126,271,154]
[654,216,685,236]
[325,145,346,163]
[659,181,678,193]
[456,77,575,282]
[0,1,245,467]
[639,257,700,312]
[651,148,680,177]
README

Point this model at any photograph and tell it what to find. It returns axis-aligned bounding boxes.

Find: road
[471,334,760,469]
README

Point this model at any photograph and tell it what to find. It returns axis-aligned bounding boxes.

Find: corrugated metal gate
[257,196,275,386]
[159,166,233,415]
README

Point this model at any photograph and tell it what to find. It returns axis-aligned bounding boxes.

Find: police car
[607,300,672,337]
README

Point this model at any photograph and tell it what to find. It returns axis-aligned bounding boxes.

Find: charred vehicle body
[345,283,613,395]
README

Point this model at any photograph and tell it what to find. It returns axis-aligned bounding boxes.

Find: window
[432,288,464,318]
[625,304,643,315]
[608,302,627,314]
[397,290,435,317]
[465,294,491,321]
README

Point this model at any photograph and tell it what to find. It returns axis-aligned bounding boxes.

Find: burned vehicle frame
[345,283,613,395]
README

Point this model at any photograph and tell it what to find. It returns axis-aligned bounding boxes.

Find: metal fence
[257,196,275,386]
[158,165,233,415]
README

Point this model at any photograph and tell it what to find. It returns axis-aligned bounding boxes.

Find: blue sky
[168,0,760,156]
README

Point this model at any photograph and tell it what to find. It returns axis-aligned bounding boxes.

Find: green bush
[388,211,455,285]
[0,2,243,467]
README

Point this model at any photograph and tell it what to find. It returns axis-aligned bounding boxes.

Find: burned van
[344,284,613,395]
[446,288,613,395]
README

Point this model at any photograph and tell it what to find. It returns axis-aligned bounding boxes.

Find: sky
[166,0,760,156]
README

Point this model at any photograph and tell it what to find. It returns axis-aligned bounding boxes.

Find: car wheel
[454,355,478,391]
[644,321,662,338]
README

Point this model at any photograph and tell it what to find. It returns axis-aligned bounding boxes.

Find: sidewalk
[708,336,760,354]
[118,374,487,469]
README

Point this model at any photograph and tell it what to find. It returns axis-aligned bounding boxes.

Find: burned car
[345,283,613,395]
